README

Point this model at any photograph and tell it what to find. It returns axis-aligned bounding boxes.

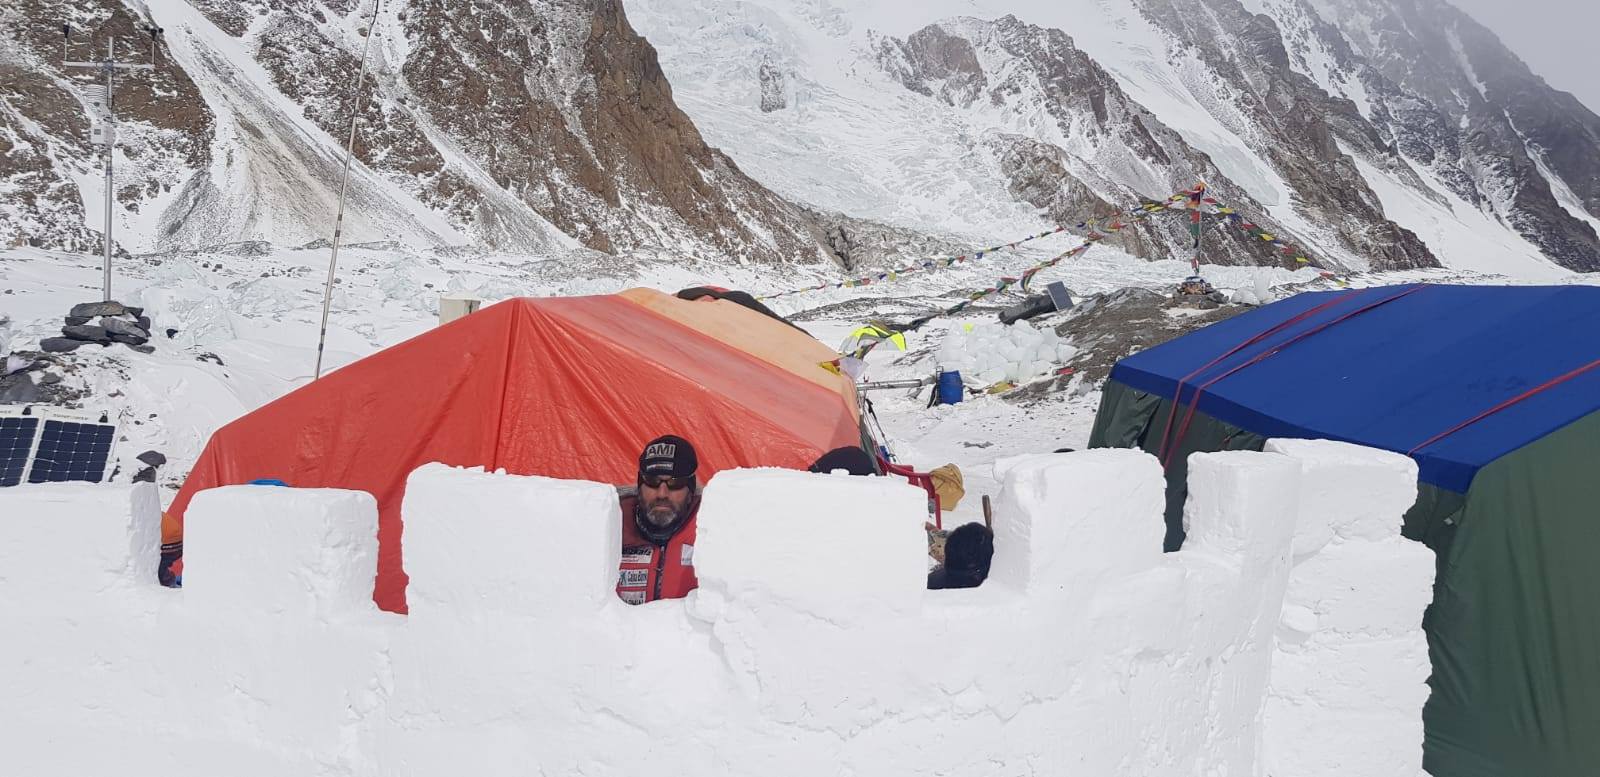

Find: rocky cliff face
[1301,0,1600,270]
[0,1,213,252]
[1,0,832,263]
[628,0,1600,278]
[394,0,825,258]
[1128,0,1438,269]
[9,0,1599,277]
[874,15,1403,270]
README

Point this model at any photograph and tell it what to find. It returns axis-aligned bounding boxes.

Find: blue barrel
[937,370,964,405]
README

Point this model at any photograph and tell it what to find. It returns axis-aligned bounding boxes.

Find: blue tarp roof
[1109,284,1600,493]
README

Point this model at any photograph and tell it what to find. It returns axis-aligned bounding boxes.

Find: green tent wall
[1088,284,1600,776]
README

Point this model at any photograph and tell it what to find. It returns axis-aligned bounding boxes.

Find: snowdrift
[0,442,1430,776]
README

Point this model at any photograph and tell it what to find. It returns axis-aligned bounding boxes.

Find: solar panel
[27,415,116,484]
[0,412,41,487]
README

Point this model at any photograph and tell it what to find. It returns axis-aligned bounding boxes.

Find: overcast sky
[1446,0,1600,113]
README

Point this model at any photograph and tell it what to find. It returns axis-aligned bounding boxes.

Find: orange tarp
[618,288,856,402]
[170,290,860,612]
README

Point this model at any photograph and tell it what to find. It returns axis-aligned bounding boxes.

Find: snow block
[1263,438,1433,777]
[1264,439,1417,545]
[1269,637,1432,713]
[401,463,621,617]
[990,449,1165,591]
[694,468,927,615]
[0,482,160,608]
[0,442,1434,775]
[1284,537,1435,637]
[1264,706,1427,777]
[185,485,378,619]
[1183,450,1301,564]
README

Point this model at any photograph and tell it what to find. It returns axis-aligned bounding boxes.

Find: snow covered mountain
[1263,0,1600,273]
[5,0,1599,277]
[626,0,1600,277]
[0,0,839,262]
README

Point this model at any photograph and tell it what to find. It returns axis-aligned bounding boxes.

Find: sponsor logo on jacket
[618,568,649,589]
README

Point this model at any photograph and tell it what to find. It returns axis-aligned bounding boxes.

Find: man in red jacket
[616,435,702,605]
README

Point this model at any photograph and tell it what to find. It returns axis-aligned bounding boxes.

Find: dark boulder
[69,301,128,318]
[101,317,151,339]
[62,324,110,342]
[39,337,84,353]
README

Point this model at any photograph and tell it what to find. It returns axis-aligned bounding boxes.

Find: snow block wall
[1261,440,1436,777]
[0,446,1431,776]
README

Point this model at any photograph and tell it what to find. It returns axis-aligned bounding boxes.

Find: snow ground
[12,230,1584,519]
[0,234,1211,505]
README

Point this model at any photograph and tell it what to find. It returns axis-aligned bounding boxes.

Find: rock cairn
[39,301,155,355]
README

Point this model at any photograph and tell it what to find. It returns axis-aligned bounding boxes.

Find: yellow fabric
[929,463,965,511]
[848,324,906,351]
[619,288,859,413]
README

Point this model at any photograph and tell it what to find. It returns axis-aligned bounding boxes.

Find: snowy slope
[2,0,842,263]
[1304,0,1600,271]
[625,0,1372,267]
[140,0,475,250]
[1349,149,1568,280]
[622,0,1047,241]
[627,0,1590,278]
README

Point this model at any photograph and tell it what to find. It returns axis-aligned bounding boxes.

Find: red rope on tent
[1159,284,1427,469]
[1153,289,1365,464]
[1406,356,1600,455]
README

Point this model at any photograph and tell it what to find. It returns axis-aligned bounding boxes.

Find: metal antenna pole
[103,38,115,301]
[314,0,384,380]
[64,26,155,302]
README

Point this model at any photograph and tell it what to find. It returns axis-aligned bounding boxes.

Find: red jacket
[616,490,700,605]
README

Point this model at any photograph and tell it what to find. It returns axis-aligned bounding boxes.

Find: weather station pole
[62,24,160,303]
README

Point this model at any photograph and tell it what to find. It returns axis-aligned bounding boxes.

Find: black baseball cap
[639,435,698,478]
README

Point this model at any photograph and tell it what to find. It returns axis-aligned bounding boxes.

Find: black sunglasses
[641,474,693,490]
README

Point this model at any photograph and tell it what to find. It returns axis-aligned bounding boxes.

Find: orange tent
[170,289,864,612]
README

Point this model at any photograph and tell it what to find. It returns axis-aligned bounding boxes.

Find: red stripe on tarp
[1158,285,1428,468]
[1407,357,1600,455]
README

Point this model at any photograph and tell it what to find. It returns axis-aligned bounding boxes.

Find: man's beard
[644,500,679,527]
